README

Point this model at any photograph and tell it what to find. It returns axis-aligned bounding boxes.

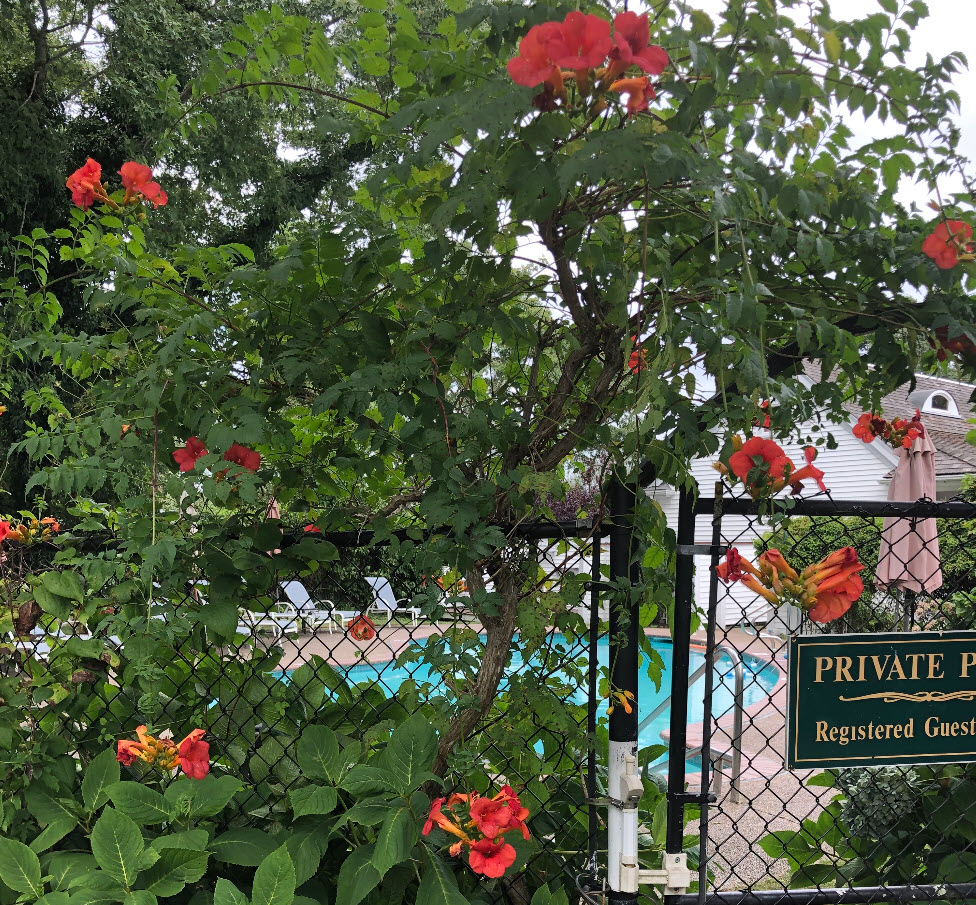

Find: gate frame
[665,485,976,905]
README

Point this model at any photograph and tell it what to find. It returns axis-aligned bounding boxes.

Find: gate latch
[633,853,692,895]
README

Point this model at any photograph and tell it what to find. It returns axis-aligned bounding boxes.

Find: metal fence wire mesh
[664,489,976,905]
[2,520,609,904]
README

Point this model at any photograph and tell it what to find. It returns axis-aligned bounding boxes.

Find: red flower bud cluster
[922,219,973,269]
[507,11,668,115]
[716,546,864,623]
[172,437,261,473]
[0,516,60,545]
[853,411,923,450]
[714,435,827,499]
[422,786,529,878]
[116,725,209,779]
[66,158,168,211]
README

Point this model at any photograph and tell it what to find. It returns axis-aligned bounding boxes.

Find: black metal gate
[665,484,976,905]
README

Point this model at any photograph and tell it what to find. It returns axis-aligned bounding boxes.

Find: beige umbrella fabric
[875,429,943,594]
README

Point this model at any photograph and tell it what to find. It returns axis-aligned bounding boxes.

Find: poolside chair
[237,607,302,642]
[279,580,356,633]
[364,577,421,627]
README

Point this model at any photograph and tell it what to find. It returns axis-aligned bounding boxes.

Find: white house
[645,372,976,630]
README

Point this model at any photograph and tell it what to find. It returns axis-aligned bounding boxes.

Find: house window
[918,390,959,417]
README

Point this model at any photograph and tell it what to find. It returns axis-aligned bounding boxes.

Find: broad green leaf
[164,775,242,818]
[106,783,173,825]
[289,785,338,818]
[385,714,437,793]
[30,816,77,853]
[214,879,250,905]
[210,829,279,867]
[140,849,209,896]
[48,853,97,891]
[252,846,296,905]
[150,830,208,852]
[416,847,468,905]
[0,838,44,896]
[82,750,121,813]
[296,725,340,782]
[90,808,144,887]
[531,886,570,905]
[373,806,417,877]
[335,845,380,905]
[36,893,71,905]
[339,765,398,796]
[41,570,84,602]
[123,892,157,905]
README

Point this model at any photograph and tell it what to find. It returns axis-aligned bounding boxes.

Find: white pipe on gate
[608,741,643,894]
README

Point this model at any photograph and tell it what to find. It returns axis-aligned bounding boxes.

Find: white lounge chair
[364,577,421,627]
[279,580,355,633]
[237,607,302,641]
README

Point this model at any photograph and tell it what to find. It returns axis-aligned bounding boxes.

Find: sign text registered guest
[787,631,976,769]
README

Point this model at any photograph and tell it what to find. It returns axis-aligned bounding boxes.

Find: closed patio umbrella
[876,429,942,626]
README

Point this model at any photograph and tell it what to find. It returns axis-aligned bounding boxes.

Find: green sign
[787,631,976,769]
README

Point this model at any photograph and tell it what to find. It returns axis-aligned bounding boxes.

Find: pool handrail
[637,642,745,803]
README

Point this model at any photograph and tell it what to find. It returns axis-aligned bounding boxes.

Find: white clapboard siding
[646,419,899,628]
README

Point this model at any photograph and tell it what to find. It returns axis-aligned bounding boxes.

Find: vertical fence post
[608,478,641,903]
[666,484,696,869]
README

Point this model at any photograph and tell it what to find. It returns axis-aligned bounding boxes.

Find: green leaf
[252,846,296,905]
[151,830,208,852]
[211,829,279,867]
[290,786,338,818]
[123,892,157,905]
[530,885,570,905]
[335,845,380,905]
[164,775,242,818]
[0,838,44,896]
[40,570,84,602]
[385,714,437,793]
[214,879,250,905]
[822,31,841,62]
[296,725,340,782]
[90,808,144,887]
[373,806,417,877]
[83,749,121,813]
[340,765,398,797]
[106,783,174,825]
[30,816,77,853]
[416,847,468,905]
[48,853,97,891]
[140,849,210,897]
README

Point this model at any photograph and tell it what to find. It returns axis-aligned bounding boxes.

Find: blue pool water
[281,636,779,754]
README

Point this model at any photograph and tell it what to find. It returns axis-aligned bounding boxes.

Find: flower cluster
[172,437,261,473]
[714,436,827,499]
[716,546,865,623]
[507,11,668,114]
[922,219,973,270]
[628,335,647,373]
[0,517,60,545]
[423,786,529,878]
[853,411,924,450]
[66,158,167,211]
[348,614,376,641]
[932,327,976,367]
[116,725,210,779]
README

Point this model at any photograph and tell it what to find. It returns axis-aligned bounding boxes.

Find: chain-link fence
[1,518,617,903]
[664,487,976,905]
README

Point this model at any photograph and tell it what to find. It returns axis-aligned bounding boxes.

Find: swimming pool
[281,635,779,753]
